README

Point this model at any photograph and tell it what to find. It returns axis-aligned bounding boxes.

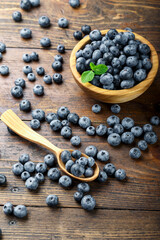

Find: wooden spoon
[1,109,100,182]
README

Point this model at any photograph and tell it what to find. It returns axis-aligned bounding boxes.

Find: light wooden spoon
[1,109,100,182]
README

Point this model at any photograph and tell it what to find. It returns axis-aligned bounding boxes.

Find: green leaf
[81,71,95,83]
[90,62,96,71]
[93,64,108,75]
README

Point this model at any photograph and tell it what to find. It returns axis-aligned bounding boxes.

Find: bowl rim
[70,29,159,96]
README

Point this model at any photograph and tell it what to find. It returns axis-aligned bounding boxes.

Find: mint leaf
[90,62,96,71]
[92,64,108,75]
[81,71,95,83]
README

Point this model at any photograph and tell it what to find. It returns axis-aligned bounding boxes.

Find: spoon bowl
[1,109,99,182]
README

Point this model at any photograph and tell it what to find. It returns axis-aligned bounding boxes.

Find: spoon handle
[1,109,61,155]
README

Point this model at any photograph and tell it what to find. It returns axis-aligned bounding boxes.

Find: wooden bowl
[70,29,159,103]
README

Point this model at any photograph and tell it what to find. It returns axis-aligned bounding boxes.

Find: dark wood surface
[0,0,160,239]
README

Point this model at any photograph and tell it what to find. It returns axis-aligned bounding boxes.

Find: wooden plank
[0,120,160,210]
[0,207,160,240]
[0,48,160,122]
[0,0,160,50]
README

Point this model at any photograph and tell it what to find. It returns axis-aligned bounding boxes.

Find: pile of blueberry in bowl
[70,28,159,103]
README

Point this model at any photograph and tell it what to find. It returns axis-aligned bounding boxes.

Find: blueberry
[120,67,133,80]
[89,29,102,41]
[76,50,83,59]
[119,54,126,66]
[61,119,69,127]
[29,0,40,7]
[121,132,134,144]
[90,75,102,87]
[54,54,63,63]
[67,113,79,124]
[53,73,63,84]
[35,172,44,183]
[27,73,36,82]
[23,65,32,75]
[70,135,81,146]
[61,150,72,164]
[107,127,114,135]
[138,140,148,151]
[24,161,35,173]
[86,126,96,136]
[52,61,62,71]
[103,163,116,176]
[50,119,62,131]
[131,126,143,137]
[109,46,120,57]
[57,106,70,119]
[113,75,121,88]
[20,0,31,10]
[82,47,93,59]
[21,171,30,181]
[65,160,74,172]
[129,147,141,159]
[47,168,61,181]
[61,126,72,139]
[0,42,6,53]
[46,195,59,207]
[19,99,31,112]
[43,75,52,84]
[0,53,2,61]
[91,104,101,114]
[12,11,22,22]
[73,31,83,40]
[143,124,153,132]
[25,177,39,190]
[99,43,109,54]
[124,27,133,32]
[79,116,91,129]
[138,43,150,55]
[13,205,27,218]
[107,29,118,40]
[46,113,58,123]
[123,44,137,56]
[110,104,121,114]
[81,25,91,35]
[107,115,120,126]
[44,154,56,167]
[134,69,147,82]
[69,0,80,8]
[38,16,50,28]
[36,162,47,174]
[30,119,41,130]
[84,167,94,177]
[81,195,96,211]
[59,175,72,188]
[36,66,45,75]
[97,170,108,183]
[33,84,44,96]
[76,157,88,167]
[96,124,107,136]
[57,44,65,53]
[87,157,95,167]
[71,164,85,177]
[14,78,26,88]
[58,18,69,28]
[72,150,81,159]
[74,191,83,202]
[0,174,7,186]
[120,79,135,89]
[142,58,152,71]
[144,131,158,144]
[20,28,32,39]
[113,123,124,134]
[3,202,13,215]
[92,49,102,61]
[97,58,106,65]
[150,116,160,126]
[19,153,30,164]
[77,182,90,193]
[76,62,85,74]
[12,163,24,175]
[97,150,109,162]
[103,52,113,64]
[85,145,98,157]
[106,65,113,74]
[32,109,45,122]
[121,117,134,129]
[0,65,9,75]
[126,56,138,67]
[23,53,31,63]
[107,133,121,146]
[115,169,126,180]
[111,57,121,68]
[90,41,101,50]
[40,37,51,48]
[31,52,39,61]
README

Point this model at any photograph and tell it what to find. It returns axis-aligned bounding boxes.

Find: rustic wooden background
[0,0,160,239]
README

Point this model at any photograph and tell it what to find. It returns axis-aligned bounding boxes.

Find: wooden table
[0,0,160,239]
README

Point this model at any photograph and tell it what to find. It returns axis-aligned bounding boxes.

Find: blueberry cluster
[3,202,27,218]
[76,28,152,90]
[73,24,91,41]
[20,0,40,11]
[52,52,64,74]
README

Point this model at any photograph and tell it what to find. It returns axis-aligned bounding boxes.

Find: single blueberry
[46,113,58,123]
[33,84,44,96]
[107,115,120,126]
[38,16,50,28]
[50,119,62,131]
[44,154,56,167]
[65,160,74,172]
[61,126,72,139]
[103,163,116,176]
[53,73,63,84]
[21,171,30,181]
[70,135,81,146]
[20,28,32,39]
[36,162,47,174]
[121,117,134,129]
[86,126,96,136]
[70,164,85,177]
[0,174,7,186]
[107,133,121,146]
[46,195,59,207]
[131,126,143,137]
[58,18,69,28]
[97,150,109,162]
[30,119,41,130]
[0,65,9,75]
[23,54,31,63]
[72,150,81,159]
[81,195,96,211]
[13,205,27,218]
[150,116,160,126]
[129,148,141,159]
[115,169,126,180]
[19,153,30,164]
[74,191,83,202]
[40,37,51,48]
[19,99,31,112]
[12,163,24,175]
[36,66,45,75]
[84,167,94,177]
[60,150,72,164]
[81,25,91,35]
[97,170,108,183]
[24,161,35,173]
[121,132,134,144]
[35,173,45,183]
[43,75,52,84]
[32,109,45,122]
[14,78,26,88]
[85,145,98,157]
[47,168,61,181]
[79,116,91,129]
[3,202,13,215]
[144,131,158,144]
[59,175,72,188]
[12,11,22,22]
[92,104,101,113]
[138,140,148,151]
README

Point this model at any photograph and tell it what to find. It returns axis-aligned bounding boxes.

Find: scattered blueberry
[74,191,83,202]
[65,160,74,172]
[72,150,81,159]
[138,140,148,151]
[32,109,45,122]
[84,167,94,177]
[115,169,126,180]
[71,163,85,177]
[13,205,27,218]
[58,18,69,28]
[61,126,72,139]
[23,65,32,75]
[97,150,109,162]
[0,42,6,53]
[19,153,30,164]
[0,174,7,186]
[12,11,22,22]
[21,171,30,181]
[36,66,45,75]
[129,147,141,159]
[96,124,107,136]
[29,0,40,7]
[43,75,52,84]
[113,123,124,135]
[12,163,24,176]
[111,104,121,114]
[77,182,90,193]
[61,150,72,164]
[3,202,13,215]
[103,163,116,176]
[81,25,91,35]
[73,31,83,40]
[47,168,61,181]
[24,161,35,173]
[35,173,45,183]
[27,72,36,82]
[92,104,101,113]
[50,119,62,131]
[23,53,31,63]
[150,116,160,126]
[20,0,31,11]
[107,133,121,146]
[81,195,96,211]
[69,0,80,8]
[46,113,58,123]
[20,28,32,39]
[0,65,9,75]
[53,73,63,84]
[36,162,47,174]
[30,119,41,130]
[107,115,120,126]
[46,194,59,207]
[33,84,44,96]
[86,126,96,136]
[121,117,134,129]
[97,170,108,182]
[14,78,26,88]
[79,116,91,129]
[59,175,72,188]
[31,52,39,61]
[44,154,56,167]
[39,16,50,28]
[52,61,62,71]
[131,126,143,137]
[19,99,31,112]
[25,177,39,190]
[70,135,81,146]
[143,124,153,132]
[121,132,134,144]
[85,145,98,157]
[57,44,65,54]
[144,131,158,144]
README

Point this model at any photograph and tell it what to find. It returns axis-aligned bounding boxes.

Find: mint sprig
[81,62,108,83]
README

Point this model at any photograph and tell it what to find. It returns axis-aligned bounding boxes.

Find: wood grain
[0,0,160,50]
[0,207,160,240]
